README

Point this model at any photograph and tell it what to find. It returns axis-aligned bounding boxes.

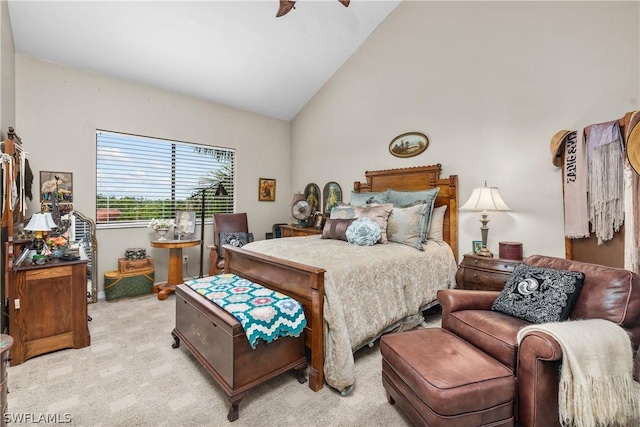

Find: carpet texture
[7,294,440,426]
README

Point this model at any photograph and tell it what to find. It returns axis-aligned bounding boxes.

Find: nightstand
[455,253,521,291]
[280,224,323,237]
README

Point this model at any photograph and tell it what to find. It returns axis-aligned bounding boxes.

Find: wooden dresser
[8,259,90,365]
[455,253,521,291]
[0,335,12,419]
[280,224,322,238]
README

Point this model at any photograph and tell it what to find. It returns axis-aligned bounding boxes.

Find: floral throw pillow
[218,232,254,258]
[491,264,585,324]
[345,218,381,246]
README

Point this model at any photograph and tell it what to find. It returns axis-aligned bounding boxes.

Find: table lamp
[24,213,53,254]
[460,181,511,258]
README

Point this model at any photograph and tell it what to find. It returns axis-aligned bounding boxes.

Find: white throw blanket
[517,319,639,427]
[586,121,625,244]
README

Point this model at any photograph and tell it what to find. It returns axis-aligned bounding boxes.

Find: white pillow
[427,205,447,243]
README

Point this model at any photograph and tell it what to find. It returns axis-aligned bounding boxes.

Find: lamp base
[475,247,494,258]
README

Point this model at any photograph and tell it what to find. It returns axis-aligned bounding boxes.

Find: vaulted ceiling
[8,0,401,121]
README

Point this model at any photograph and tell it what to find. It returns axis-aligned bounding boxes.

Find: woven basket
[124,247,147,260]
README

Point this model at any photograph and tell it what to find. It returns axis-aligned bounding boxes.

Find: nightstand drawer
[280,225,322,238]
[463,257,519,274]
[456,253,522,291]
[463,269,511,290]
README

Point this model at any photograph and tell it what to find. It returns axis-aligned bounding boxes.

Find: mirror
[70,211,98,303]
[19,210,98,303]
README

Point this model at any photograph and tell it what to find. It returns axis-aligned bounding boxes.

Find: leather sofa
[437,254,640,427]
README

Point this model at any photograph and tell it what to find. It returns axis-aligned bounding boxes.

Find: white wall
[0,0,14,137]
[15,56,291,295]
[291,1,640,261]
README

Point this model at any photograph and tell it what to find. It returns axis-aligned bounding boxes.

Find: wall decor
[258,178,276,202]
[40,171,73,203]
[304,183,321,214]
[323,182,342,215]
[473,240,483,254]
[389,132,429,158]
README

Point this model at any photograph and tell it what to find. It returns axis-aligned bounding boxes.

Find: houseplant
[148,218,176,240]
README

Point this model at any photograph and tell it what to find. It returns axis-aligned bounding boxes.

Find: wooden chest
[172,284,307,422]
[118,256,154,273]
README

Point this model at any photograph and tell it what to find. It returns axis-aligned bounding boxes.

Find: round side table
[150,239,200,300]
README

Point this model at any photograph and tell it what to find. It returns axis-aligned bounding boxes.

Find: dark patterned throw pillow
[491,264,585,324]
[218,232,254,258]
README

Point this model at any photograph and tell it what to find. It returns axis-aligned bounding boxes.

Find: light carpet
[7,294,440,427]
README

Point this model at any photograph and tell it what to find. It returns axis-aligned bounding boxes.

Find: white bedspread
[242,235,458,392]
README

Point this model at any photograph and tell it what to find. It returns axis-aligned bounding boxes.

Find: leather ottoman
[381,328,515,427]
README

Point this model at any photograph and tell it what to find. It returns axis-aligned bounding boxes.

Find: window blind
[96,130,235,227]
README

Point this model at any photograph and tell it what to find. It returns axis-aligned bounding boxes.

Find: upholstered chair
[438,255,640,427]
[207,213,249,276]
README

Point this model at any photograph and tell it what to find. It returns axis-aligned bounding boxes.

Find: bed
[220,164,459,393]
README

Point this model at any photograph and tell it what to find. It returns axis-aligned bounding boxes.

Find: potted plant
[148,218,176,240]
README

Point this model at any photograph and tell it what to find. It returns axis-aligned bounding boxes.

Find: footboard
[223,245,325,392]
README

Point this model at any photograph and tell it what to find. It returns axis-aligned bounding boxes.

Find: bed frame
[223,164,458,392]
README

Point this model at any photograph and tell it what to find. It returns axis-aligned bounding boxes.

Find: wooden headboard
[353,164,458,262]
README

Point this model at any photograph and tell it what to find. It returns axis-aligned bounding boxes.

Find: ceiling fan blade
[338,0,350,7]
[276,0,296,17]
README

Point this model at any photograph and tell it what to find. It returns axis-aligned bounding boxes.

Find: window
[96,130,234,228]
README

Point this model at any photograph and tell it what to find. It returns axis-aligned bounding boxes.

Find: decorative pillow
[386,202,428,250]
[353,203,393,243]
[218,232,254,258]
[427,205,448,243]
[350,190,390,206]
[346,218,381,246]
[491,264,586,324]
[387,188,440,241]
[321,218,356,241]
[330,205,356,219]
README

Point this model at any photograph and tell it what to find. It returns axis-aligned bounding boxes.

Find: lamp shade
[291,193,305,205]
[214,183,228,197]
[43,212,58,229]
[460,182,511,212]
[25,213,52,232]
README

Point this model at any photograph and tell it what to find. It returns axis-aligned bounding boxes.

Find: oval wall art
[388,132,429,158]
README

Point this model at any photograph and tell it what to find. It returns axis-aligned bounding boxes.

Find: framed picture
[40,171,73,203]
[175,210,196,240]
[258,178,276,202]
[304,183,321,214]
[323,181,342,216]
[389,132,429,158]
[473,240,483,254]
[312,213,325,230]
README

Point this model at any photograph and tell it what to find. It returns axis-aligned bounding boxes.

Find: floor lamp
[199,182,228,278]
